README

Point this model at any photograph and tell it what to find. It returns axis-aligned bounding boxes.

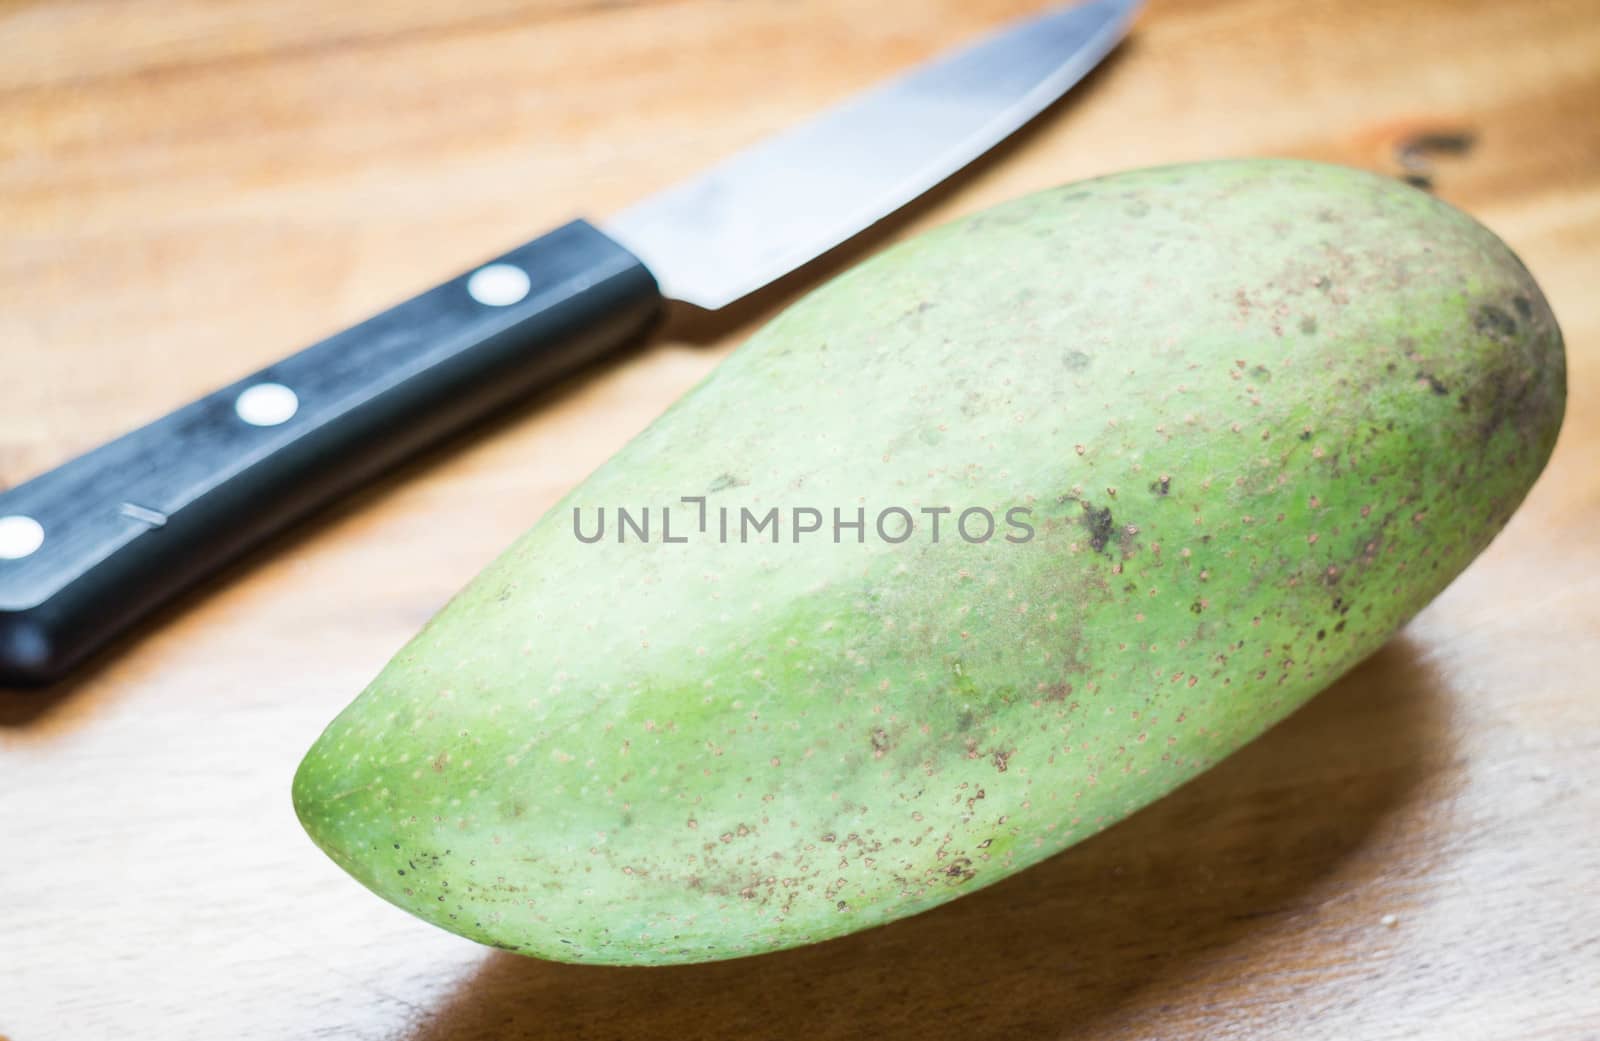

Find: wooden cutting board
[2,1,1597,1037]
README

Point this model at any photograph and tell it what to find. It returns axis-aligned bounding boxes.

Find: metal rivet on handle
[0,515,45,560]
[467,263,532,307]
[235,382,299,427]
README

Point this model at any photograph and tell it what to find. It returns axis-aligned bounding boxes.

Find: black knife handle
[0,220,662,686]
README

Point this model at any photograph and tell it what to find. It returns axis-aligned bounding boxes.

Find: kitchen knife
[0,0,1139,685]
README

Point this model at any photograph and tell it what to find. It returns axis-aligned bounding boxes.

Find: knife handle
[0,220,661,686]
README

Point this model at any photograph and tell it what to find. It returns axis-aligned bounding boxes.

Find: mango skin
[294,160,1564,965]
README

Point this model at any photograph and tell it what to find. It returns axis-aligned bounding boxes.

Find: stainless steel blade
[604,0,1139,310]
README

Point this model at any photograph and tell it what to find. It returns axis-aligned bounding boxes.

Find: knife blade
[0,0,1139,685]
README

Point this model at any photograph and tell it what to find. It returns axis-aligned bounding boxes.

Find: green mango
[293,159,1564,965]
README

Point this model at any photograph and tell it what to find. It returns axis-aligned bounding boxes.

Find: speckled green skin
[294,160,1564,965]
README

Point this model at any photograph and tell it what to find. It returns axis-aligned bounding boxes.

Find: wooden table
[3,1,1597,1037]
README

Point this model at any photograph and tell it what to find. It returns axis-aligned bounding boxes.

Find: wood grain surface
[3,1,1598,1038]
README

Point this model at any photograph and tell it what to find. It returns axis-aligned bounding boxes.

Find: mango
[293,159,1564,965]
